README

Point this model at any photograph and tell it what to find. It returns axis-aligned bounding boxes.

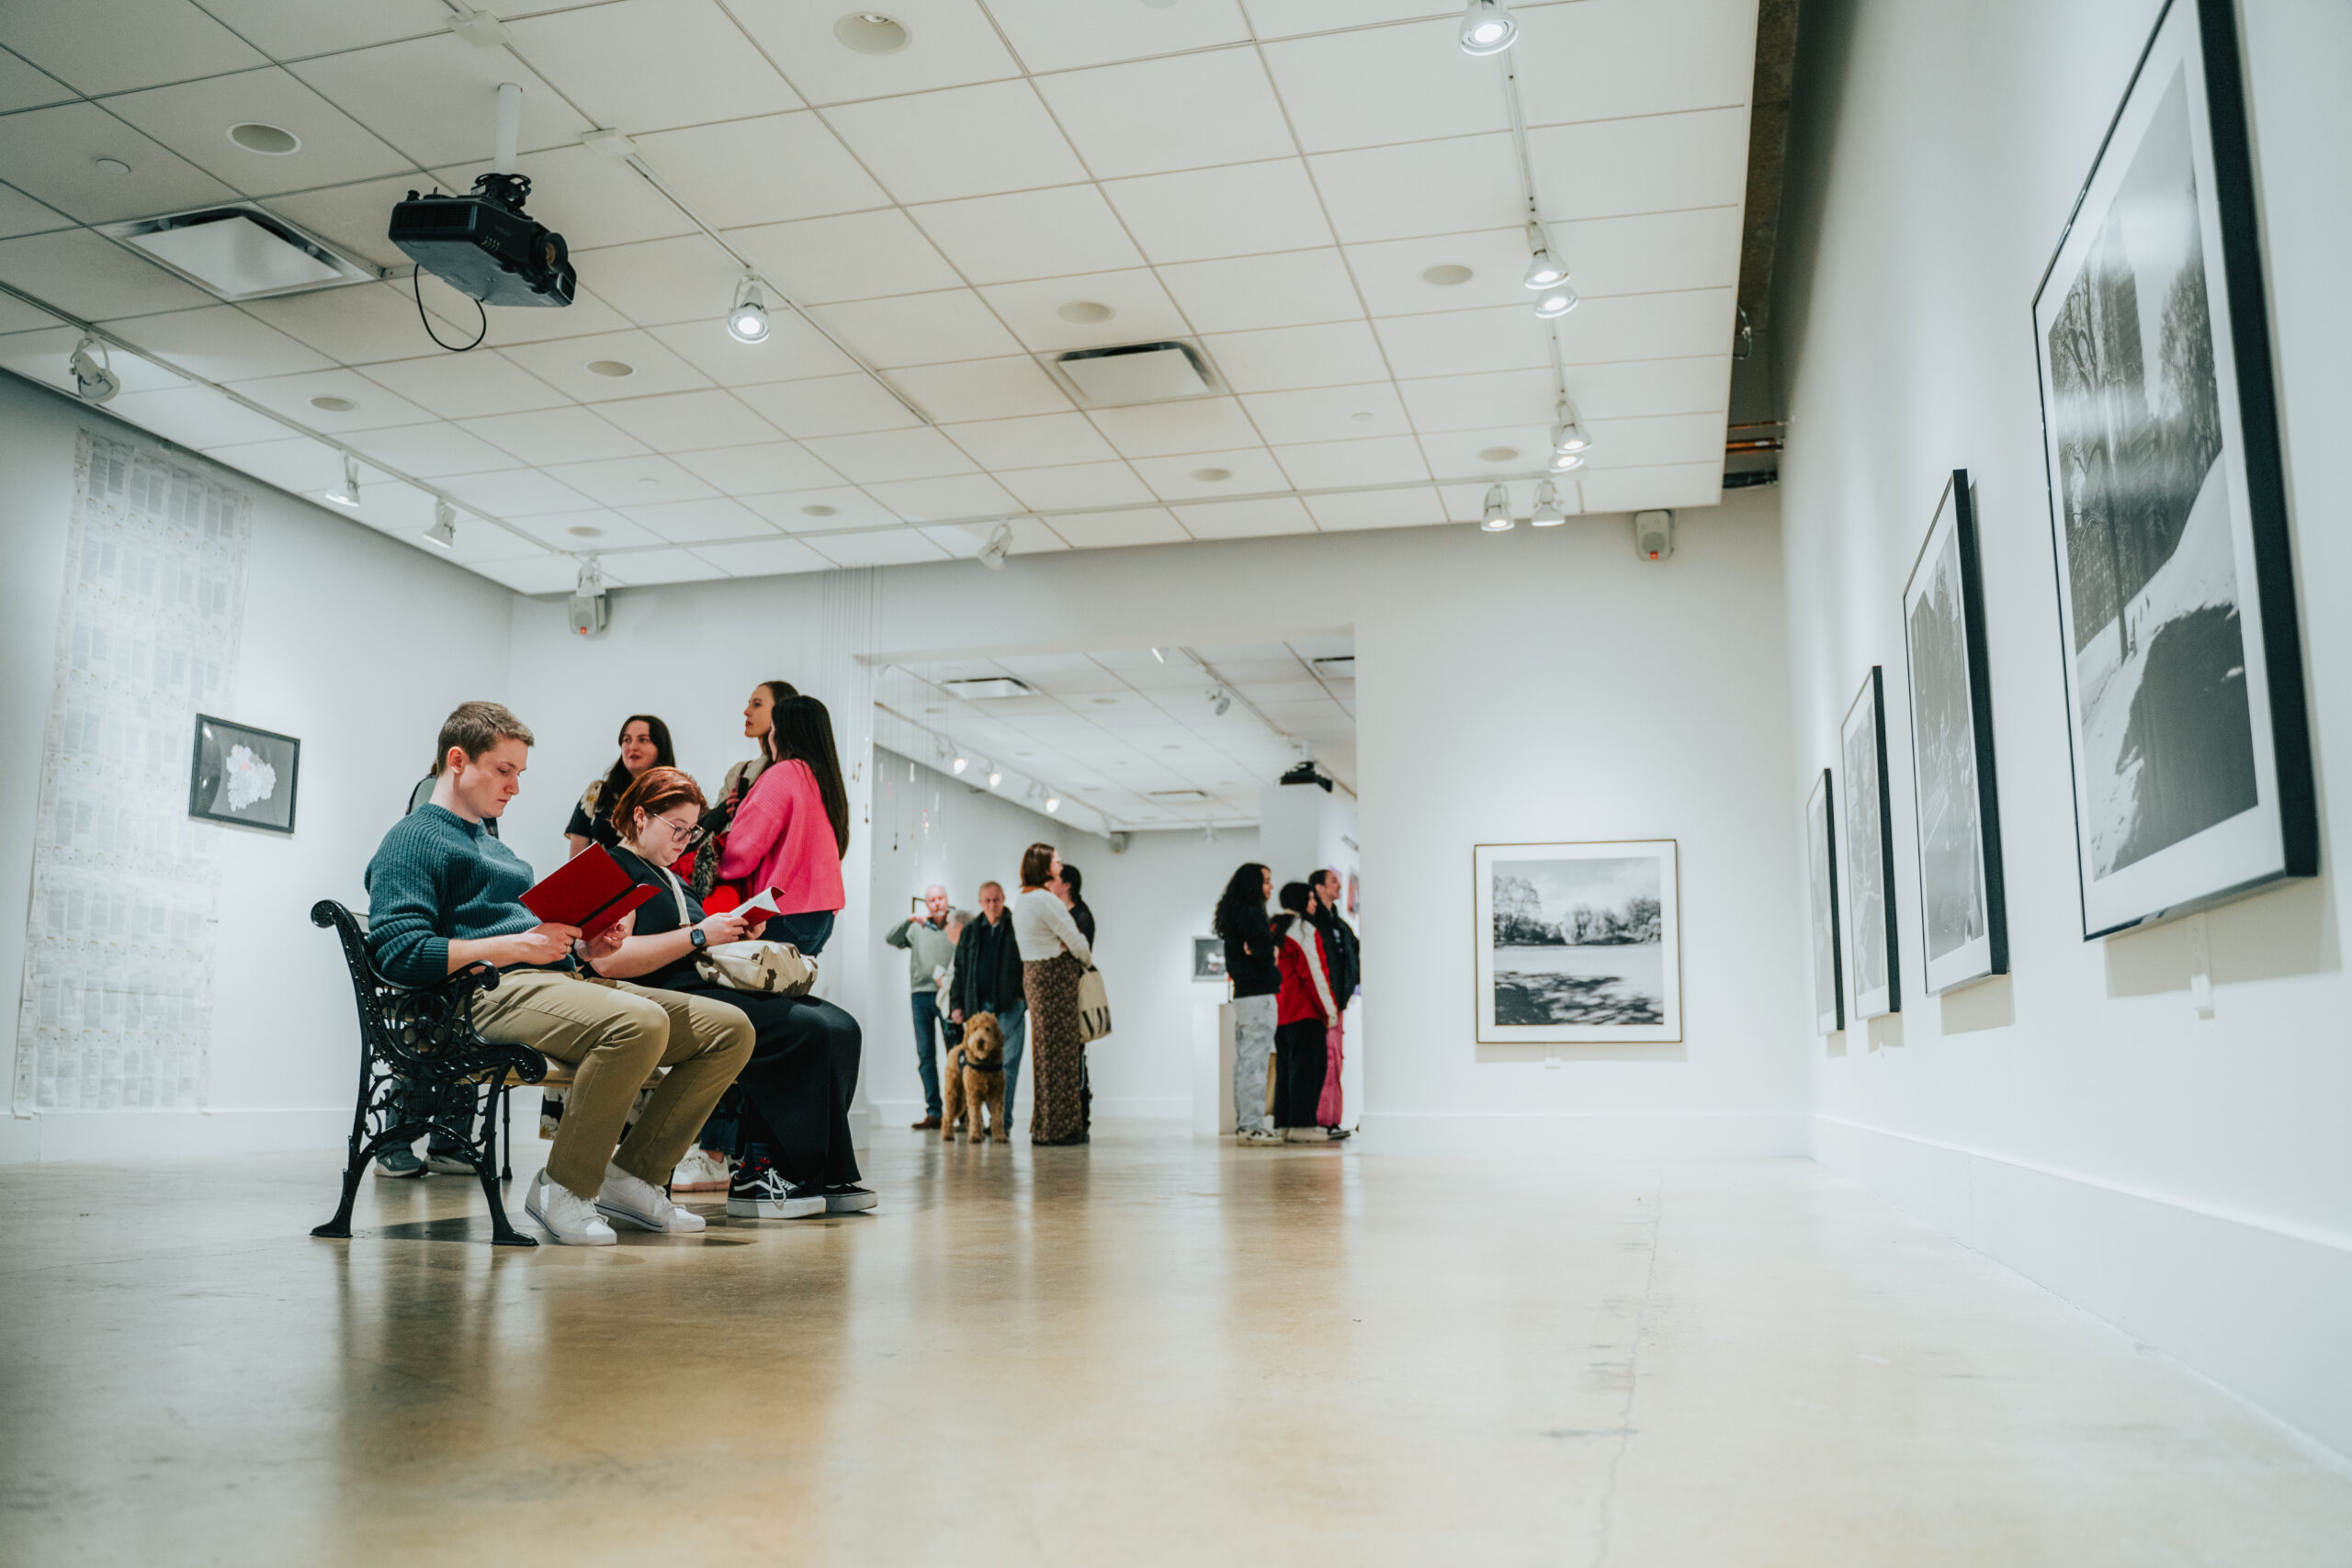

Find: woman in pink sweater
[718,694,849,955]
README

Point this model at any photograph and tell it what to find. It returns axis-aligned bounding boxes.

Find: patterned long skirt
[1023,951,1088,1145]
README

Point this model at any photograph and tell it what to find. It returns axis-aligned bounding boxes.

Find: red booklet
[520,843,659,937]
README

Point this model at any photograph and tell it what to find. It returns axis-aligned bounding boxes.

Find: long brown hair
[753,680,798,762]
[1020,841,1055,890]
[597,714,674,810]
[770,694,850,858]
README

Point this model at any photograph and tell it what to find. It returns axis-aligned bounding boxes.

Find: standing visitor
[1307,869,1359,1133]
[718,694,848,956]
[1014,842,1092,1145]
[1214,863,1282,1147]
[1050,861,1096,1132]
[888,885,959,1130]
[693,681,796,899]
[564,715,675,858]
[950,882,1028,1125]
[1272,882,1343,1141]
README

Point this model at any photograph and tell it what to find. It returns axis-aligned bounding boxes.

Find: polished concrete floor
[2,1126,2347,1566]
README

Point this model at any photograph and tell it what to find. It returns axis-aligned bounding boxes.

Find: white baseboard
[1812,1115,2352,1464]
[866,1096,1190,1121]
[1357,1111,1810,1158]
[1,1107,353,1164]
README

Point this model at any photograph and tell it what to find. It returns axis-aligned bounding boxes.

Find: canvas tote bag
[1077,964,1113,1043]
[658,863,818,998]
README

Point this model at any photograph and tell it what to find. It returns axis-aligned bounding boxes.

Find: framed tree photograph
[2031,0,2316,938]
[188,715,300,835]
[1840,671,1900,1020]
[1903,472,2010,992]
[1474,840,1680,1044]
[1804,770,1845,1034]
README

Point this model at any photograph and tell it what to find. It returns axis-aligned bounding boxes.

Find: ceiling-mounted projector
[389,172,574,308]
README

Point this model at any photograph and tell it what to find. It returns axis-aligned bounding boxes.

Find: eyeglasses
[651,815,707,849]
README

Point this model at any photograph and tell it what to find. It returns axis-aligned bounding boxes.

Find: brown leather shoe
[910,1115,942,1130]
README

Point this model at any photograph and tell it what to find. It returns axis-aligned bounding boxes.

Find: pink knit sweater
[717,759,844,915]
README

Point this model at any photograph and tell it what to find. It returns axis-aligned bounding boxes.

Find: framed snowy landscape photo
[2031,0,2315,938]
[1475,840,1680,1044]
[1804,770,1845,1035]
[189,715,300,834]
[1841,670,1901,1021]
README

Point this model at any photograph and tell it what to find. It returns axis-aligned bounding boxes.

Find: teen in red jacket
[1272,882,1342,1141]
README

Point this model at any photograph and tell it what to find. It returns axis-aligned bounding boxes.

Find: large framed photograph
[1474,840,1680,1044]
[1840,671,1901,1020]
[188,715,300,834]
[1903,471,2009,992]
[1804,770,1845,1035]
[2031,0,2316,938]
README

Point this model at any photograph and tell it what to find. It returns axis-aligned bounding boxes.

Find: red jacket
[1276,922,1340,1027]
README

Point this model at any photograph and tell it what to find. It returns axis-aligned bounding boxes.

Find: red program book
[520,843,659,937]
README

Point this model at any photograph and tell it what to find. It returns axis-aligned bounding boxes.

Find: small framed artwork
[2031,0,2316,938]
[1903,471,2010,993]
[1474,840,1680,1044]
[1193,936,1227,982]
[188,715,300,834]
[1804,770,1845,1034]
[1840,671,1901,1019]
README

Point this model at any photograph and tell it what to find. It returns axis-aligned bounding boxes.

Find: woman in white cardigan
[1013,841,1092,1145]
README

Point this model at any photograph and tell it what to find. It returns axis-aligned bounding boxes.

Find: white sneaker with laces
[596,1162,706,1233]
[525,1170,616,1247]
[670,1147,731,1192]
[1238,1127,1283,1146]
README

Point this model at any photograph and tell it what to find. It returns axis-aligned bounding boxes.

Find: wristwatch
[689,927,708,951]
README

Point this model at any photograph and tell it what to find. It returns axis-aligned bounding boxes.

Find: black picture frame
[1804,768,1845,1035]
[1193,936,1227,982]
[1902,470,2010,993]
[1839,669,1900,1021]
[188,715,300,834]
[2030,0,2316,938]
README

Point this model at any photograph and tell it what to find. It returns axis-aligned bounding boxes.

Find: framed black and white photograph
[1840,671,1900,1020]
[1804,770,1845,1035]
[188,715,300,834]
[2031,0,2316,938]
[1903,472,2009,992]
[1474,840,1680,1044]
[1193,936,1227,982]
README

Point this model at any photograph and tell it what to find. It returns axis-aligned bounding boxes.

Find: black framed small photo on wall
[1839,670,1900,1021]
[188,715,300,835]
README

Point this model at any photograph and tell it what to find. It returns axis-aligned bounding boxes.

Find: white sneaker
[670,1147,731,1191]
[525,1170,616,1247]
[1238,1127,1283,1146]
[596,1162,706,1233]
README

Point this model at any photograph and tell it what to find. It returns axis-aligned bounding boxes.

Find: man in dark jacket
[950,880,1028,1121]
[1308,870,1360,1003]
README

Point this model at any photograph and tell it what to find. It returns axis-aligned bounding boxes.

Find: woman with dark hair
[1272,881,1343,1141]
[718,693,848,956]
[1214,863,1281,1146]
[594,767,873,1218]
[564,714,674,858]
[1013,840,1093,1145]
[691,682,797,899]
[1049,861,1096,1131]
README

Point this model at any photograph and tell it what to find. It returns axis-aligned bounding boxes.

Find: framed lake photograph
[188,715,300,834]
[1903,471,2009,992]
[1840,670,1900,1020]
[1804,770,1845,1035]
[1474,840,1680,1044]
[2031,0,2316,938]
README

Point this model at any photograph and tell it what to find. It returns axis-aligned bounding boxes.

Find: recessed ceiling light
[1351,411,1374,422]
[1421,264,1474,286]
[229,122,300,155]
[1161,744,1181,750]
[1479,446,1520,462]
[586,359,635,378]
[1057,300,1115,324]
[834,11,910,52]
[636,476,660,488]
[1190,467,1232,482]
[1091,696,1116,705]
[802,503,837,516]
[308,395,356,412]
[923,705,943,714]
[567,525,605,537]
[94,157,130,175]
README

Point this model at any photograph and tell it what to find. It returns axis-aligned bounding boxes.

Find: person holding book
[564,714,676,859]
[717,694,848,956]
[364,701,753,1247]
[596,766,872,1220]
[692,681,795,900]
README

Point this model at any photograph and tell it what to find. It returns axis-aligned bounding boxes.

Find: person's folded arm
[718,772,786,883]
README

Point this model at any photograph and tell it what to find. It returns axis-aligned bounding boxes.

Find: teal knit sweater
[364,805,547,987]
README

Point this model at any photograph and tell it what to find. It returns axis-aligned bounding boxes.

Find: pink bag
[1317,1019,1345,1126]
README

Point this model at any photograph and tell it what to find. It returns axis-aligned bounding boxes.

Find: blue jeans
[910,990,945,1118]
[767,908,833,956]
[993,1002,1027,1123]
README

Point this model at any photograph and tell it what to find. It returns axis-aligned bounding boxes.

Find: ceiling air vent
[1053,341,1215,407]
[1148,788,1211,801]
[99,205,376,301]
[942,677,1035,699]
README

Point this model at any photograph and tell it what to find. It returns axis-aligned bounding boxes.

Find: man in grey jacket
[887,885,959,1129]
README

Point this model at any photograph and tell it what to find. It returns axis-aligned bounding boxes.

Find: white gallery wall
[1775,0,2352,1453]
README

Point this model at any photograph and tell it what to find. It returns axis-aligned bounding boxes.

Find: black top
[952,911,1024,1016]
[564,778,622,852]
[1071,900,1095,948]
[1220,918,1279,998]
[609,843,702,988]
[1312,907,1360,998]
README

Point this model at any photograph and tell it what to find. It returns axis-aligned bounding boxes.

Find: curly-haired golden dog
[943,1010,1008,1143]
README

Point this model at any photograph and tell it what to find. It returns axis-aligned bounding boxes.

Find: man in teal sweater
[366,701,752,1246]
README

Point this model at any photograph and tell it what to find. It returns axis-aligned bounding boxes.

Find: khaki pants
[472,970,753,1198]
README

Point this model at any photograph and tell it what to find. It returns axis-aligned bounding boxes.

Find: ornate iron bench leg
[311,1056,378,1239]
[500,1084,513,1182]
[478,1081,536,1247]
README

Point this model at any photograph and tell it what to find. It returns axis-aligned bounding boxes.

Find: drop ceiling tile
[1396,367,1555,433]
[191,0,452,56]
[1261,18,1507,153]
[1170,497,1316,539]
[0,50,71,114]
[863,472,1021,522]
[594,389,783,451]
[1156,249,1360,334]
[624,112,889,228]
[1577,461,1723,513]
[941,411,1117,469]
[742,486,902,532]
[425,144,701,253]
[670,440,845,495]
[978,270,1189,355]
[727,0,1023,105]
[1239,382,1409,445]
[0,0,265,95]
[105,70,412,197]
[1373,302,1549,379]
[341,420,520,479]
[0,324,180,396]
[798,426,978,483]
[1417,423,1554,479]
[390,519,545,565]
[229,367,439,434]
[1344,226,1544,315]
[1557,288,1734,365]
[0,180,67,240]
[571,235,748,329]
[983,0,1251,72]
[909,184,1144,285]
[100,305,333,382]
[810,290,1023,369]
[0,230,212,319]
[0,103,237,225]
[1516,0,1757,125]
[1272,434,1429,490]
[1303,486,1448,532]
[994,462,1157,512]
[827,80,1085,205]
[500,330,712,402]
[1088,397,1261,458]
[1558,208,1745,297]
[430,277,641,349]
[469,405,650,467]
[289,35,589,168]
[604,547,731,585]
[649,315,862,387]
[1308,134,1521,245]
[728,208,963,305]
[1128,446,1288,499]
[1576,412,1727,469]
[243,280,477,365]
[615,496,772,544]
[1528,109,1750,222]
[540,453,718,508]
[693,536,835,577]
[923,518,1069,557]
[260,175,434,274]
[1035,50,1296,180]
[1199,321,1389,393]
[476,554,592,595]
[508,0,803,134]
[360,349,571,419]
[886,356,1071,422]
[735,373,923,438]
[439,467,597,516]
[810,528,955,568]
[199,434,345,494]
[1565,355,1732,420]
[1099,159,1335,265]
[105,384,291,449]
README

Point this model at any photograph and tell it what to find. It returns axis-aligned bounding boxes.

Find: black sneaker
[374,1145,426,1178]
[423,1147,477,1176]
[823,1184,878,1214]
[727,1156,826,1219]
